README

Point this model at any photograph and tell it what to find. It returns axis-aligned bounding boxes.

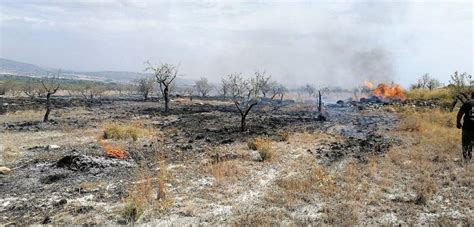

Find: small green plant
[122,202,142,223]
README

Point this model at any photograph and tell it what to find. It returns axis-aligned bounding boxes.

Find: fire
[363,81,405,101]
[363,80,374,90]
[98,139,128,159]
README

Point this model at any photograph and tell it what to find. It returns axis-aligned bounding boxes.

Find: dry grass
[406,88,452,103]
[207,159,246,185]
[102,121,155,141]
[267,107,470,224]
[247,136,271,151]
[0,110,44,124]
[1,132,21,164]
[247,136,275,161]
[276,130,290,142]
[1,145,20,164]
[122,157,172,223]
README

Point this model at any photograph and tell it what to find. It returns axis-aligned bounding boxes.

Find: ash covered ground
[0,97,470,225]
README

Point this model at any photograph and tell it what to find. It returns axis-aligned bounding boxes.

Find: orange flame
[99,139,128,159]
[367,82,405,101]
[363,80,374,90]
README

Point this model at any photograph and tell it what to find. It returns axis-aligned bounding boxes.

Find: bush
[258,145,273,161]
[247,137,274,161]
[122,202,143,223]
[276,130,290,142]
[247,137,271,151]
[102,122,149,141]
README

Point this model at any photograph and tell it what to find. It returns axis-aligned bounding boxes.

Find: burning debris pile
[354,80,406,104]
[99,140,128,159]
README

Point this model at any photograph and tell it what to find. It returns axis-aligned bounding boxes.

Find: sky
[0,0,472,88]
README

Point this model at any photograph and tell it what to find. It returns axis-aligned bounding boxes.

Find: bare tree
[195,77,213,97]
[302,84,316,98]
[78,83,106,106]
[182,86,195,101]
[41,77,60,122]
[135,77,154,101]
[145,61,179,112]
[1,81,22,97]
[22,79,46,99]
[268,82,287,101]
[412,73,442,90]
[254,70,271,97]
[449,71,472,93]
[225,73,262,131]
[449,71,473,111]
[220,77,230,98]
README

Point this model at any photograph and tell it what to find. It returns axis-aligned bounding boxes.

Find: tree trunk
[144,92,148,101]
[240,114,247,132]
[164,87,170,112]
[318,91,322,113]
[43,93,51,122]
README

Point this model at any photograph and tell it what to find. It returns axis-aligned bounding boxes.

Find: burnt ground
[1,97,402,224]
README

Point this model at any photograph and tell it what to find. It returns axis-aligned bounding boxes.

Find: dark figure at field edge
[456,91,474,161]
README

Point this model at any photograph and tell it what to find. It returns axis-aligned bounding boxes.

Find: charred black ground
[1,97,399,224]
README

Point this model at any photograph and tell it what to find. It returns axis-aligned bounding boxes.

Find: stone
[385,107,396,113]
[221,139,234,144]
[40,173,68,184]
[195,134,205,140]
[0,166,12,175]
[47,145,61,150]
[250,151,263,162]
[54,199,68,206]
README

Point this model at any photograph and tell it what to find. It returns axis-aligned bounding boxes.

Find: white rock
[47,145,61,150]
[0,167,11,175]
[250,150,262,162]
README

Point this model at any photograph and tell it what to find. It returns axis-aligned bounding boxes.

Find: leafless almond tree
[145,61,179,112]
[41,77,60,122]
[254,70,272,97]
[302,84,316,98]
[195,77,213,97]
[78,83,106,106]
[22,79,46,99]
[224,73,262,131]
[220,77,230,98]
[135,77,154,101]
[268,82,287,102]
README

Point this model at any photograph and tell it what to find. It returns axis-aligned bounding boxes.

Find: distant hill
[0,58,193,85]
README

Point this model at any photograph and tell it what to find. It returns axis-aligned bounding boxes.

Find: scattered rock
[0,166,12,175]
[42,216,51,224]
[195,134,205,140]
[316,114,327,121]
[210,152,241,163]
[250,150,263,162]
[385,107,396,113]
[40,173,69,184]
[55,154,133,172]
[221,139,234,144]
[54,199,68,206]
[47,144,61,150]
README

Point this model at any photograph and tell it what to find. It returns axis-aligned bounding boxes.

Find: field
[0,93,472,225]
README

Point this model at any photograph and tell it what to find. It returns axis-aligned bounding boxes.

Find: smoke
[2,1,471,87]
[183,1,409,88]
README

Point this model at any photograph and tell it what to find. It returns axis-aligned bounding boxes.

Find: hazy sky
[0,0,472,87]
